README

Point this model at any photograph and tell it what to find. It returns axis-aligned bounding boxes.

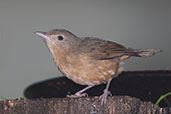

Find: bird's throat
[46,41,68,67]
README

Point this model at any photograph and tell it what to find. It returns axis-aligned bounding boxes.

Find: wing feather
[78,37,134,60]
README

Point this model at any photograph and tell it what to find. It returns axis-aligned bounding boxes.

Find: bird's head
[35,29,80,52]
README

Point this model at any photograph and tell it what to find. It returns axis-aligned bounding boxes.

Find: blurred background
[0,0,170,99]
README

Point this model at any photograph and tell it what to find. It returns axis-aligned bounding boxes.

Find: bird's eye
[57,35,64,41]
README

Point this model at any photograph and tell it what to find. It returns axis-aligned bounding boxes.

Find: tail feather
[133,49,162,57]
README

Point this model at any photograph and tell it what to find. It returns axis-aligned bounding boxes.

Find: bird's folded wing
[78,37,135,60]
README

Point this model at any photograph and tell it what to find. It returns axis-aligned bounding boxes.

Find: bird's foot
[67,85,92,98]
[67,92,88,98]
[99,89,112,105]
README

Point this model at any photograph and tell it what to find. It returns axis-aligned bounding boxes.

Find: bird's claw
[67,92,88,98]
[99,90,112,105]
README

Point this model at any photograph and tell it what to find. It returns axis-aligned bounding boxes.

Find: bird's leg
[99,79,112,104]
[67,85,93,98]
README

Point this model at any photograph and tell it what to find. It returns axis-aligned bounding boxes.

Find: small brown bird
[35,29,161,104]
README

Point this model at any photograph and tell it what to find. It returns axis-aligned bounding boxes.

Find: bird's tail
[132,49,162,57]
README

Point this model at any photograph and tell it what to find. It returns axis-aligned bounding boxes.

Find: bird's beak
[34,31,50,40]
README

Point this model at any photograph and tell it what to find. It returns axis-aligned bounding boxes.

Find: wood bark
[0,96,171,114]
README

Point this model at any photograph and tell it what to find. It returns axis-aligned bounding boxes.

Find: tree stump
[0,96,171,114]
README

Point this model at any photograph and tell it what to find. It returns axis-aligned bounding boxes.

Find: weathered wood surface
[0,96,170,114]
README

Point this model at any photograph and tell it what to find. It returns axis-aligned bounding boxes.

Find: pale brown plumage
[35,29,162,104]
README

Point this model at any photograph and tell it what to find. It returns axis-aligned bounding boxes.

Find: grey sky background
[0,0,170,99]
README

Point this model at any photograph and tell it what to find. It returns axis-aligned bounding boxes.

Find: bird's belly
[61,59,120,86]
